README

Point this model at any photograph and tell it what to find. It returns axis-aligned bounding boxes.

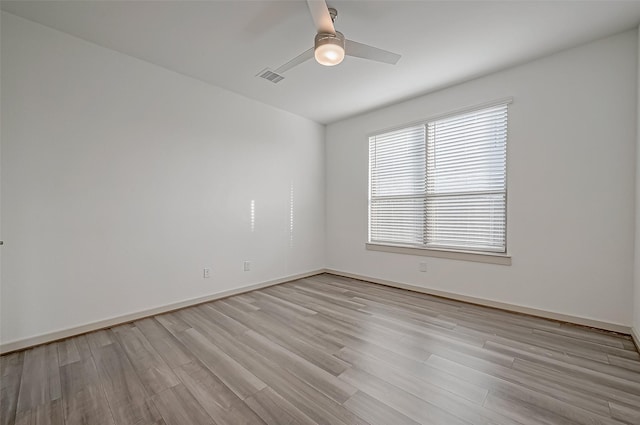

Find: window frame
[367,98,512,264]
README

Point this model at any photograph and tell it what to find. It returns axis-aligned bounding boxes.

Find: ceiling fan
[257,0,401,83]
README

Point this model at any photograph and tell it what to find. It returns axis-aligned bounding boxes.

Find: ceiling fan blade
[307,0,335,34]
[275,47,315,74]
[345,39,401,65]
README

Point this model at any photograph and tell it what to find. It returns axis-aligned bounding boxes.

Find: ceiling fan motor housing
[315,31,345,50]
[314,31,346,66]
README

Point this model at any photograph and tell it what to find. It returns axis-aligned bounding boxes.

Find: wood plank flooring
[2,273,640,425]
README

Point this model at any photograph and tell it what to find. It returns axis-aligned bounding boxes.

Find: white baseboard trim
[325,269,632,335]
[631,327,640,352]
[0,269,324,354]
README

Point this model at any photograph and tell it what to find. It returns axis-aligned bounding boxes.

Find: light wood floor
[2,274,640,425]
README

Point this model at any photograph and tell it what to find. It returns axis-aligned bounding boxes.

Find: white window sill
[365,243,511,266]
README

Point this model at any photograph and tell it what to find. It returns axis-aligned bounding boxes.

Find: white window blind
[369,103,508,253]
[369,125,426,246]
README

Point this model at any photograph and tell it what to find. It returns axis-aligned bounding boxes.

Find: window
[369,102,508,254]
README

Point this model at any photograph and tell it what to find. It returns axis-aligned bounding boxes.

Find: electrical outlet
[203,268,211,278]
[243,261,251,271]
[419,262,427,272]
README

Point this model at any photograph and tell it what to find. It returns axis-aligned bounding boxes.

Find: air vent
[257,68,284,84]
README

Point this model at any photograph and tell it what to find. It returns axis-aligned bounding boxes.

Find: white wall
[634,25,640,340]
[326,30,638,328]
[0,12,325,345]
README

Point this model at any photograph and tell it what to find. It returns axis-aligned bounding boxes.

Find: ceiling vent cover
[257,68,284,84]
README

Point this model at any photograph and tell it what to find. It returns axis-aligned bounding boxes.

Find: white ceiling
[2,0,640,124]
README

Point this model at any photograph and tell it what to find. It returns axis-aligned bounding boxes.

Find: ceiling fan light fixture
[314,32,345,66]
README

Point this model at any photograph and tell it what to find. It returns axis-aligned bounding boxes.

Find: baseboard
[325,269,632,335]
[632,327,640,352]
[0,269,324,354]
[3,268,632,354]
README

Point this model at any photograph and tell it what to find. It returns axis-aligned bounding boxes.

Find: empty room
[2,0,640,424]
